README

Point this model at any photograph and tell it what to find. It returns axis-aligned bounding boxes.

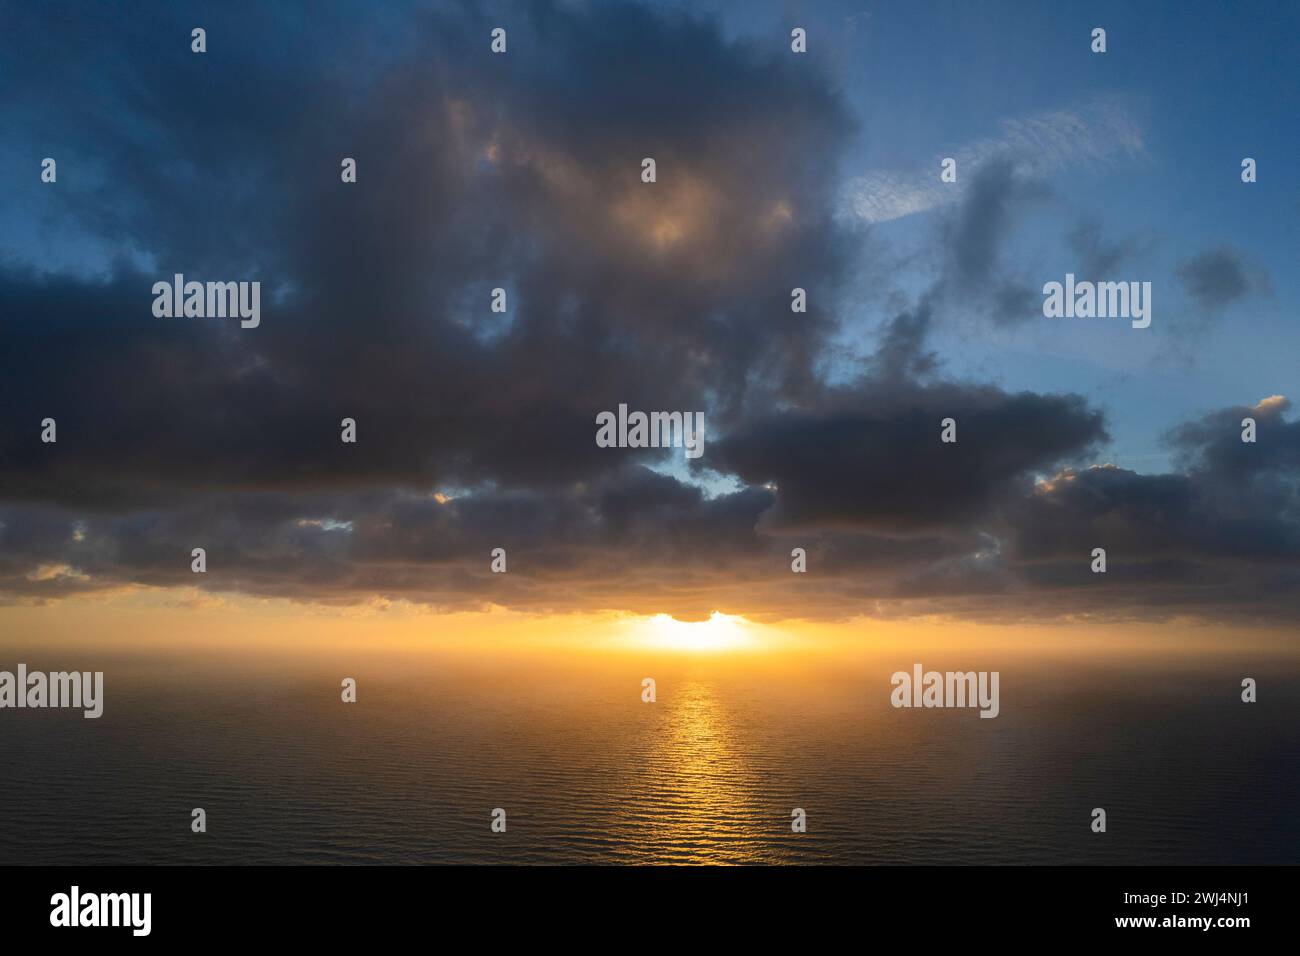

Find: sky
[1,0,1298,636]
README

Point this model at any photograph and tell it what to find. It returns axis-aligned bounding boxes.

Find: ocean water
[1,649,1296,865]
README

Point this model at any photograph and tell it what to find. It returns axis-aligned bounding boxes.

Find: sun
[638,611,753,651]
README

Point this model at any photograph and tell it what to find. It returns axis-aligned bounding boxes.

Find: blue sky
[683,0,1300,472]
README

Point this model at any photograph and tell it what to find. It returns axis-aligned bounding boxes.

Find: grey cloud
[1176,246,1267,312]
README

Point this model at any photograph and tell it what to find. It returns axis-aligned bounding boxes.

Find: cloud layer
[2,2,1296,625]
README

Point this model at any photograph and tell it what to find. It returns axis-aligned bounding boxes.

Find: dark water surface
[1,649,1296,864]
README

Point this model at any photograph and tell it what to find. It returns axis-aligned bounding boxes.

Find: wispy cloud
[844,97,1144,225]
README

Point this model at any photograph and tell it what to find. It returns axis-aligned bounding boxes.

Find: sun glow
[637,611,754,652]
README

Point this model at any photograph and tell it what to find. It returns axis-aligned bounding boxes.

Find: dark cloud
[1067,220,1152,278]
[933,156,1050,326]
[868,300,938,382]
[975,397,1300,621]
[1175,246,1265,311]
[0,0,855,508]
[944,158,1039,283]
[997,458,1300,622]
[711,380,1107,532]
